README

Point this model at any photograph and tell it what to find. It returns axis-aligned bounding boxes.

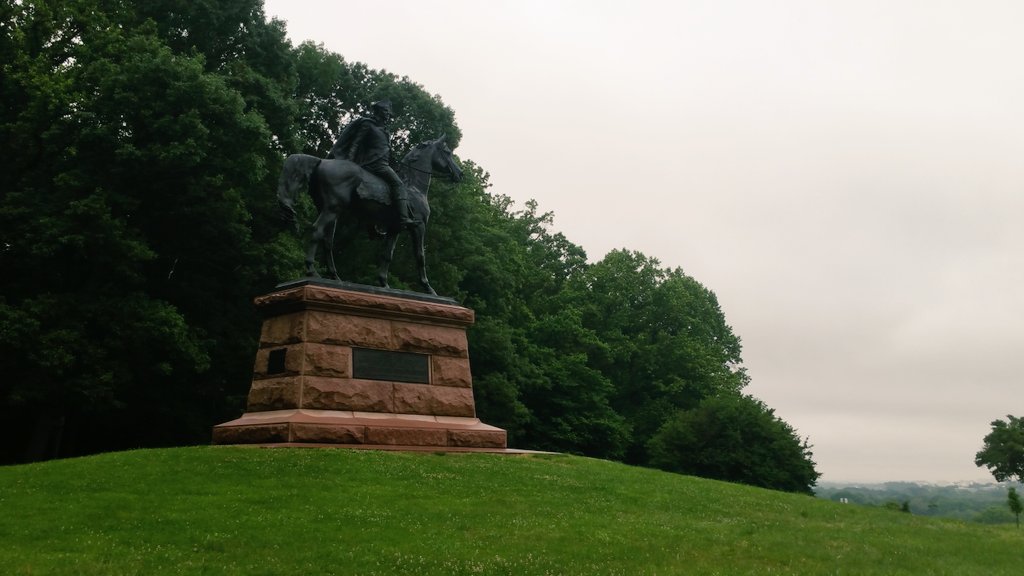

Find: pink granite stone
[303,343,351,378]
[391,323,468,357]
[291,423,366,444]
[213,423,290,444]
[259,313,305,346]
[431,355,473,388]
[365,427,449,446]
[393,384,475,417]
[305,311,394,349]
[448,429,507,448]
[301,377,394,412]
[246,377,301,411]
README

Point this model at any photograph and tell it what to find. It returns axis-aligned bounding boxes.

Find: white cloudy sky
[263,0,1023,483]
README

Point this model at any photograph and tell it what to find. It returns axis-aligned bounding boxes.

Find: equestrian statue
[277,100,463,295]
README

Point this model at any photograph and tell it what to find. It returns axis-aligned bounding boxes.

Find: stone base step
[223,443,549,455]
[213,409,507,449]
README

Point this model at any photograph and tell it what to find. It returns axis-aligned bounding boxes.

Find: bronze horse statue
[277,135,462,295]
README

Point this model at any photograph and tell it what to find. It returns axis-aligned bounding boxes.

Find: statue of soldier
[327,99,417,227]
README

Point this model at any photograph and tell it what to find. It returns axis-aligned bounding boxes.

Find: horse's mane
[401,140,430,163]
[397,140,432,180]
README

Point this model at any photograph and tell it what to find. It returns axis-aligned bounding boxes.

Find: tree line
[0,0,819,493]
[816,481,1024,524]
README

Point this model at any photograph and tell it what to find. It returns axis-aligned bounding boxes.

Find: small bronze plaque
[352,348,430,384]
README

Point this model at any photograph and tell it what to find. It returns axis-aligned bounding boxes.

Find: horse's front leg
[304,241,320,278]
[377,232,399,288]
[410,224,436,295]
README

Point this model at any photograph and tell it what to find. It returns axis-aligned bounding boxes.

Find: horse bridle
[401,158,456,178]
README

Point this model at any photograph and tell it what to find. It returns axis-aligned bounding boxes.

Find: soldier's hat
[370,99,393,116]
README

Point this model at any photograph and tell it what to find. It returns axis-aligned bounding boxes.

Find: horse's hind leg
[410,224,436,295]
[306,209,339,279]
[322,218,340,280]
[304,232,320,278]
[377,232,399,288]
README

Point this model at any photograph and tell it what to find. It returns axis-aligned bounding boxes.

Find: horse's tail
[277,154,322,228]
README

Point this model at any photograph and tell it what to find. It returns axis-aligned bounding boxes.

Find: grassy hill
[0,447,1020,575]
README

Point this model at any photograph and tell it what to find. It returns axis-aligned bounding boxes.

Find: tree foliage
[2,0,281,458]
[816,481,1024,523]
[574,251,749,463]
[0,0,817,492]
[1008,487,1022,528]
[647,393,820,494]
[976,415,1024,484]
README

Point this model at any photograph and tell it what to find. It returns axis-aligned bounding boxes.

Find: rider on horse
[327,100,418,228]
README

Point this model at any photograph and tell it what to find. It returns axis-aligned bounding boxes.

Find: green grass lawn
[0,446,1020,575]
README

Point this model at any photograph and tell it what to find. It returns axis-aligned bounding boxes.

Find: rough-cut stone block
[213,423,290,444]
[431,356,472,388]
[365,427,449,446]
[431,386,476,417]
[392,323,468,357]
[448,429,507,448]
[247,377,301,411]
[393,384,475,417]
[252,345,304,379]
[301,377,394,412]
[392,383,434,414]
[306,311,393,349]
[259,313,305,346]
[291,423,366,444]
[304,343,351,378]
[252,348,272,378]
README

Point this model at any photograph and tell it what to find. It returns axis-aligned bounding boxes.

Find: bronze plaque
[352,348,430,384]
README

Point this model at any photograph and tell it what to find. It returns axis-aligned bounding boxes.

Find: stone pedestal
[213,280,507,450]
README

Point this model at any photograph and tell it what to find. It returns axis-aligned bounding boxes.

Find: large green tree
[0,0,295,460]
[976,415,1024,484]
[647,393,820,494]
[570,250,748,463]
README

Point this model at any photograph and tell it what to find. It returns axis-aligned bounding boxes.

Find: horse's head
[431,134,463,182]
[403,134,462,183]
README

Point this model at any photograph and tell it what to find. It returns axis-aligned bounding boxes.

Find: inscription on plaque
[352,348,430,384]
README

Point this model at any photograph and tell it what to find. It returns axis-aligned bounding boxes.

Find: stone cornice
[255,283,474,327]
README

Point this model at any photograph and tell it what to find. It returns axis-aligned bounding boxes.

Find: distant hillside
[816,480,1023,524]
[1,447,1021,575]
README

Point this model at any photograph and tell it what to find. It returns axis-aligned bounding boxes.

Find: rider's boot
[395,192,419,228]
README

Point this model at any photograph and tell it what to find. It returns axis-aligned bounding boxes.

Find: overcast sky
[263,0,1023,483]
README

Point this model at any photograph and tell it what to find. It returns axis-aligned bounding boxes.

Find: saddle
[353,171,394,207]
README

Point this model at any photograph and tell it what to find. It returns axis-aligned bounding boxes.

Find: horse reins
[401,161,446,177]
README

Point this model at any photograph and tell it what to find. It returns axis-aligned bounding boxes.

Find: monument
[214,101,507,451]
[213,280,507,450]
